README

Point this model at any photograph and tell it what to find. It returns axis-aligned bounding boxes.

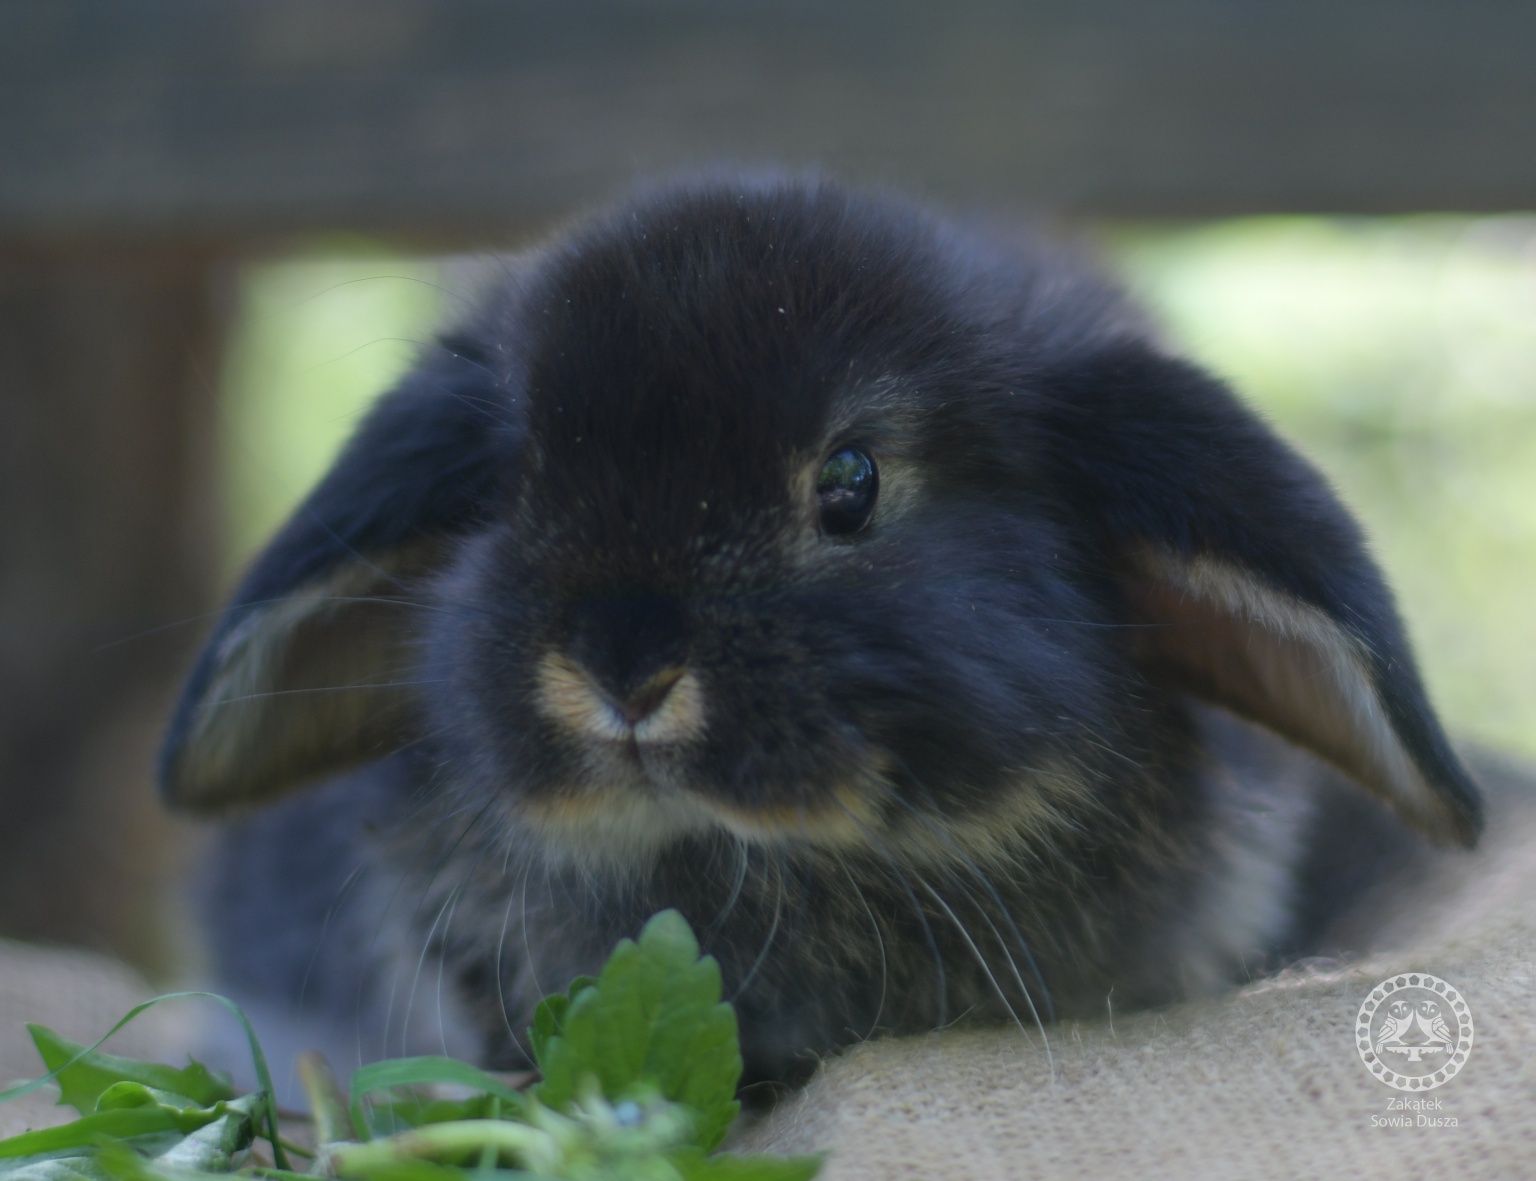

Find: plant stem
[297,1052,351,1149]
[328,1120,549,1175]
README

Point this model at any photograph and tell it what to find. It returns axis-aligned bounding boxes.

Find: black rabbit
[162,176,1482,1090]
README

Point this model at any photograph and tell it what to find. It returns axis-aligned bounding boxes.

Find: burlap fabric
[739,792,1536,1178]
[4,799,1532,1176]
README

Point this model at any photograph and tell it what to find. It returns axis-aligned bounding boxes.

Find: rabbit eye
[816,446,878,536]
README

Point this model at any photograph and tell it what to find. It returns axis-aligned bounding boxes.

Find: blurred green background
[220,218,1536,759]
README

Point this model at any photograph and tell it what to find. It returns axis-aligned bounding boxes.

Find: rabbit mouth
[524,648,895,859]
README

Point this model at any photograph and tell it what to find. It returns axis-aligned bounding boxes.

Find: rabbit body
[166,177,1482,1087]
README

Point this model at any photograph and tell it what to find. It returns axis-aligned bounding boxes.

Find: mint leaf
[532,911,742,1151]
[529,977,597,1069]
[25,1029,233,1116]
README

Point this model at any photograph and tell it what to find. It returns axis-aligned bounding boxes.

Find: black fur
[159,338,518,794]
[165,176,1482,1089]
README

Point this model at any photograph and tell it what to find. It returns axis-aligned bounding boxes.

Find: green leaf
[90,1144,200,1181]
[0,1099,255,1181]
[24,1028,233,1116]
[528,978,596,1069]
[348,1057,528,1140]
[0,994,290,1173]
[0,1152,113,1181]
[146,1096,257,1169]
[315,1163,505,1181]
[532,911,743,1151]
[0,919,820,1181]
[360,1094,507,1140]
[87,1104,257,1180]
[0,1111,208,1161]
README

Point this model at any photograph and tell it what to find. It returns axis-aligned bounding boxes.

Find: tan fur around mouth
[517,777,886,868]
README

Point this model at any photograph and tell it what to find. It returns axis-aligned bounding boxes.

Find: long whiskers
[434,885,466,1058]
[200,679,447,709]
[366,794,498,1067]
[885,790,1056,1023]
[875,747,1058,1020]
[836,770,1057,1072]
[519,853,548,1006]
[397,879,467,1058]
[706,834,751,937]
[834,849,889,1042]
[915,873,1055,1078]
[296,861,369,1013]
[828,801,949,1033]
[729,851,785,1001]
[493,876,532,1065]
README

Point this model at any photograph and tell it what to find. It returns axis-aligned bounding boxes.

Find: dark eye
[816,446,879,536]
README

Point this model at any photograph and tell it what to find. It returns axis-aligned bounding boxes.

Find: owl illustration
[1417,999,1456,1048]
[1375,999,1416,1051]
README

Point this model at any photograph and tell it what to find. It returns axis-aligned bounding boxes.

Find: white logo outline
[1356,972,1473,1092]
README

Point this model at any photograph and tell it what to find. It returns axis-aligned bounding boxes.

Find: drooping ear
[1039,340,1482,847]
[159,337,518,813]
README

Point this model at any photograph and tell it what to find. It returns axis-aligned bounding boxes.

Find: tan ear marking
[165,543,444,811]
[1128,546,1459,840]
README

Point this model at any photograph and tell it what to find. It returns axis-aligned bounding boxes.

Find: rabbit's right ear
[160,339,518,814]
[1034,339,1482,847]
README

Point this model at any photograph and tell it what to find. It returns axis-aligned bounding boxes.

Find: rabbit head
[160,179,1481,884]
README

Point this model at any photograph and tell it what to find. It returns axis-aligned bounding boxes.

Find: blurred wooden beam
[0,247,225,966]
[4,0,1535,244]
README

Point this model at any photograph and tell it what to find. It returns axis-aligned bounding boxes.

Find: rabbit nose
[561,590,693,718]
[536,652,704,745]
[612,665,686,726]
[540,587,704,743]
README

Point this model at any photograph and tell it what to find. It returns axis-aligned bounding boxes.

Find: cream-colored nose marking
[535,650,706,744]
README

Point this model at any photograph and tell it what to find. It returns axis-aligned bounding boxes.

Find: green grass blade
[0,994,287,1172]
[347,1058,528,1140]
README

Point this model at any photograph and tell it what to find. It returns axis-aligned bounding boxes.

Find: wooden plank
[3,0,1535,237]
[0,247,226,966]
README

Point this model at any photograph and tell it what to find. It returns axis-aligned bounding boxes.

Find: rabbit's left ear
[1039,341,1483,847]
[159,341,516,813]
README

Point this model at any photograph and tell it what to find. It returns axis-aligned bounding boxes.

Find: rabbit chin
[513,778,883,872]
